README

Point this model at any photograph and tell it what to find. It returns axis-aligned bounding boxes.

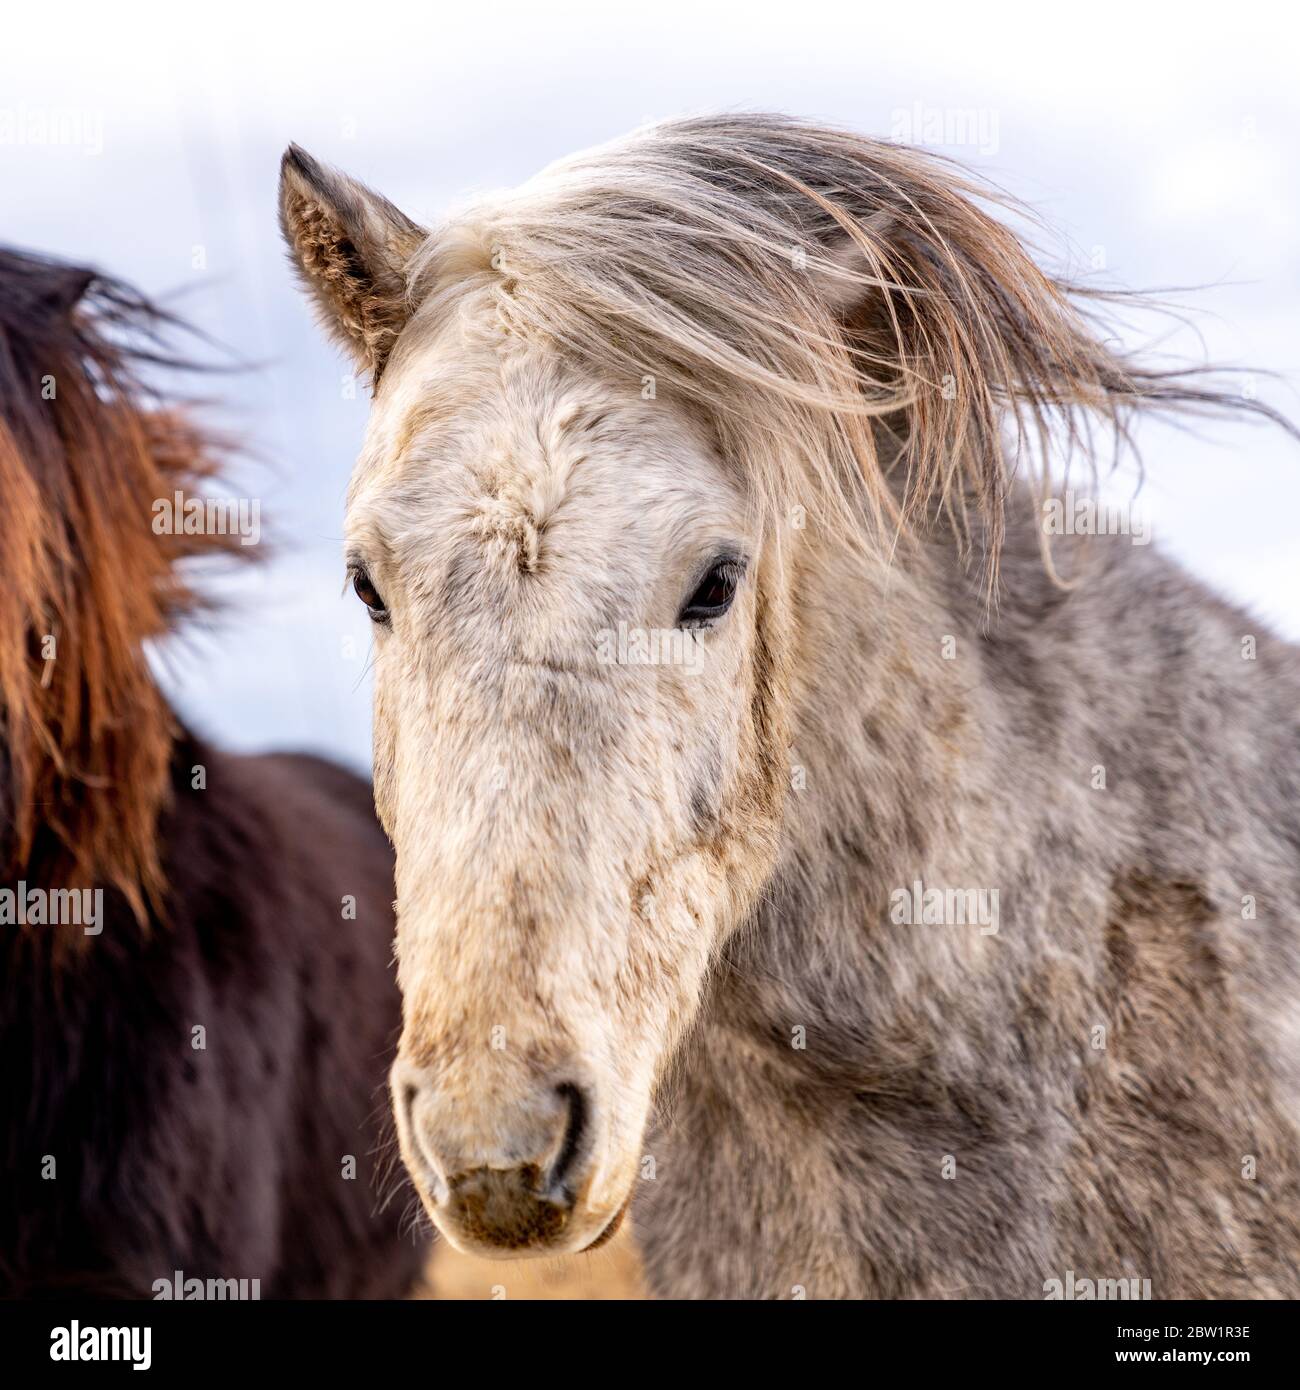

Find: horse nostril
[391,1061,450,1200]
[392,1061,594,1234]
[399,1080,418,1135]
[391,1067,420,1150]
[547,1081,589,1196]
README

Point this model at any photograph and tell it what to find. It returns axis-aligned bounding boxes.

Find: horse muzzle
[391,1058,626,1257]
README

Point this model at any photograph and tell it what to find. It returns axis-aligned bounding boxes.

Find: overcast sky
[3,1,1297,770]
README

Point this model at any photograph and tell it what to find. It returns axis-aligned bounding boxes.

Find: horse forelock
[0,246,249,924]
[404,113,1288,596]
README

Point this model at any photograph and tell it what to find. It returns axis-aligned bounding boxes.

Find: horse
[0,246,425,1299]
[279,113,1300,1298]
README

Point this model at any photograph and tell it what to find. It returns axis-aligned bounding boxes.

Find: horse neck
[717,518,1042,1079]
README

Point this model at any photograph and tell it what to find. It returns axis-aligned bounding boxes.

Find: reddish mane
[0,247,243,918]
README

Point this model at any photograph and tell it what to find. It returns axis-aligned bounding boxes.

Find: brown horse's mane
[0,247,245,919]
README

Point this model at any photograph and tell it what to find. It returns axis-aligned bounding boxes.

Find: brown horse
[0,246,425,1298]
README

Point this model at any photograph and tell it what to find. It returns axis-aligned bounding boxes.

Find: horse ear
[278,145,427,382]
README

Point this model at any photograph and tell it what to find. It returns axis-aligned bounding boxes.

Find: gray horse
[280,113,1300,1298]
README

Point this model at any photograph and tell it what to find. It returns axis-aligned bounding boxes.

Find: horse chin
[579,1195,631,1251]
[425,1196,631,1262]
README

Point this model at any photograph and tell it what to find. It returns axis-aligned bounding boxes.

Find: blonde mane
[410,113,1282,587]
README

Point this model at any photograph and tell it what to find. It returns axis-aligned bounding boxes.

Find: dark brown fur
[0,247,424,1298]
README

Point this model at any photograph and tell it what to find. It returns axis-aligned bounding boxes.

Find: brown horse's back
[1,731,422,1299]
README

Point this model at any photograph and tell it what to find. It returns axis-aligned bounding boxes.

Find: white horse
[281,114,1300,1298]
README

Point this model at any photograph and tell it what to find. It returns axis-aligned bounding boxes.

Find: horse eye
[679,559,744,627]
[352,570,389,622]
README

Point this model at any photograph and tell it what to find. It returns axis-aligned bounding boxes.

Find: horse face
[278,143,796,1258]
[346,326,789,1256]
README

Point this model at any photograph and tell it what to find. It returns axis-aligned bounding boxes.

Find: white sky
[3,0,1297,768]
